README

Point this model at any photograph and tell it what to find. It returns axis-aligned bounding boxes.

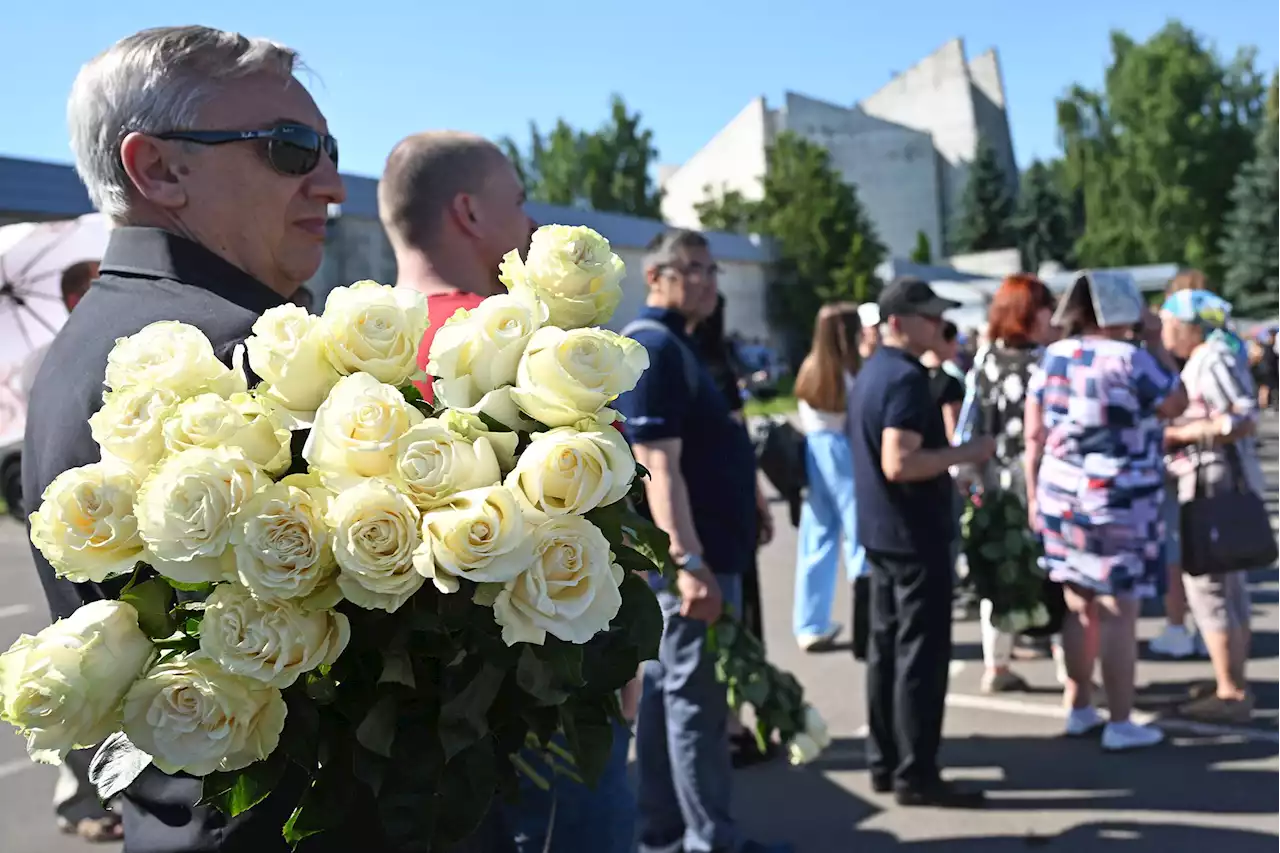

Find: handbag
[1179,441,1277,576]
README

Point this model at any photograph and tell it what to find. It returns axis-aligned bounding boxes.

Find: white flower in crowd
[134,447,269,584]
[328,479,424,613]
[499,225,625,329]
[803,704,832,750]
[200,583,349,689]
[511,327,649,427]
[429,290,548,409]
[439,409,520,473]
[29,463,147,584]
[229,474,341,607]
[245,304,341,415]
[787,732,822,766]
[104,321,246,398]
[507,423,634,518]
[89,385,181,473]
[303,372,424,487]
[492,515,623,646]
[392,419,503,510]
[414,486,532,594]
[320,280,430,387]
[0,600,153,764]
[161,392,293,476]
[122,654,286,776]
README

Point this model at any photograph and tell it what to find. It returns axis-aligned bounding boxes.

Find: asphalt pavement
[1,417,1277,853]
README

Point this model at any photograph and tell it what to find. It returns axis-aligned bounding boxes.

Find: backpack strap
[620,319,700,398]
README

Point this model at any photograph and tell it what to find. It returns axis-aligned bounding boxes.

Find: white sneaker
[1149,625,1196,659]
[1064,706,1104,737]
[798,623,842,652]
[1102,720,1165,751]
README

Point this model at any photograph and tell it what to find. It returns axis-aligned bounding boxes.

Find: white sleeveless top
[797,401,846,434]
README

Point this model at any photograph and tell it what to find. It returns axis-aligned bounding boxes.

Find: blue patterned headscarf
[1160,289,1246,358]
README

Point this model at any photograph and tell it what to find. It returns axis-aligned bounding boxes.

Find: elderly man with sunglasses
[22,25,350,853]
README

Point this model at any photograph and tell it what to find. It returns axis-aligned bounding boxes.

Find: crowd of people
[12,22,1275,853]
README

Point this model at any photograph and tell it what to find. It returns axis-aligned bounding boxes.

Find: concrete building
[658,38,1018,259]
[0,155,775,341]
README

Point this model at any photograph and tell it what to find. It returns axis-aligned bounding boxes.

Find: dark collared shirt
[849,345,956,557]
[23,227,286,619]
[614,306,758,575]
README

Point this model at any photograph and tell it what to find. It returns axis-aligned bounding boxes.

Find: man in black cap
[848,278,994,808]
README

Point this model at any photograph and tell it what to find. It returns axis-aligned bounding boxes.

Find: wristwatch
[672,552,705,572]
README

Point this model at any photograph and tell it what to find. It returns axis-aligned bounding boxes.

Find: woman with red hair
[956,274,1059,693]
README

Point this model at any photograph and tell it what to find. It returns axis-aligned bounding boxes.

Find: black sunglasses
[155,123,338,176]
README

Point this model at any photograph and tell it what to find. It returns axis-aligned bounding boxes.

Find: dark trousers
[865,548,953,789]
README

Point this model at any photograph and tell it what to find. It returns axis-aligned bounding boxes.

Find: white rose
[135,447,269,583]
[787,733,822,766]
[303,372,424,486]
[320,280,430,386]
[89,385,181,472]
[328,479,424,613]
[392,419,503,510]
[429,291,548,409]
[803,704,832,749]
[499,225,625,329]
[439,409,520,472]
[229,474,341,607]
[492,515,623,646]
[511,327,649,427]
[0,600,153,764]
[162,392,293,476]
[29,463,146,583]
[245,305,340,415]
[507,424,634,517]
[122,654,285,776]
[105,321,246,398]
[413,486,532,594]
[200,583,349,689]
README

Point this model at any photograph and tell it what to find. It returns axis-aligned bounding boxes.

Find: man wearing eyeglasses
[615,230,786,853]
[23,25,347,853]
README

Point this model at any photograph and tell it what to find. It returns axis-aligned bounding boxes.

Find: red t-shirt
[414,290,486,403]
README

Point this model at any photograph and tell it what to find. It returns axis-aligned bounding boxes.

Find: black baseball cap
[877,276,960,320]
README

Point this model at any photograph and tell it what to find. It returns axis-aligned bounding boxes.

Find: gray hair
[643,228,710,273]
[68,26,300,220]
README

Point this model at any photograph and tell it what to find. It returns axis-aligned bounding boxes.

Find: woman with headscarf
[1159,289,1265,723]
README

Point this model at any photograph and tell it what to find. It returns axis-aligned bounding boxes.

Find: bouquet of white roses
[0,224,674,850]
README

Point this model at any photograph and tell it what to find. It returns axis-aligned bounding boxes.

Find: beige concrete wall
[659,98,770,229]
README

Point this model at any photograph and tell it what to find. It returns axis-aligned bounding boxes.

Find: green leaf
[283,750,355,845]
[613,543,660,574]
[164,579,214,594]
[635,462,651,480]
[200,750,286,817]
[356,694,399,759]
[472,582,504,607]
[399,383,425,406]
[617,572,663,661]
[516,646,569,706]
[439,664,505,760]
[278,691,321,769]
[120,577,176,639]
[437,738,498,844]
[559,701,615,788]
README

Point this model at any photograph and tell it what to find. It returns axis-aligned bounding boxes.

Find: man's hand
[677,565,723,623]
[962,435,997,465]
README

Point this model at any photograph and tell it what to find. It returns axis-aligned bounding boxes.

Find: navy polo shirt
[849,345,956,557]
[614,307,758,575]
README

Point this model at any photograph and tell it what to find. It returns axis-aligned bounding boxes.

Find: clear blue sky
[1,0,1276,181]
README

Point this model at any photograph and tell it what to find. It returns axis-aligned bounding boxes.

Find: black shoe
[870,774,892,794]
[894,780,986,808]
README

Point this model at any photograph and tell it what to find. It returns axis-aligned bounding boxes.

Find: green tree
[1014,160,1078,272]
[950,135,1016,254]
[696,132,885,352]
[909,231,932,264]
[1057,21,1266,280]
[502,95,662,217]
[1220,77,1279,316]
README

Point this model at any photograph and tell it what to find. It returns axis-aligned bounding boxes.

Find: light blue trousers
[793,430,864,638]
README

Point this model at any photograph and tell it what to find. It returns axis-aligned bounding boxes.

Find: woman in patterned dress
[1024,272,1188,752]
[956,274,1058,694]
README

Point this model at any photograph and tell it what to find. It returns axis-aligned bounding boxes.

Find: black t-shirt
[849,346,956,557]
[928,366,965,408]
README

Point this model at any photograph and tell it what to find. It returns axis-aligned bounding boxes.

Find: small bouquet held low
[959,489,1050,634]
[0,225,679,850]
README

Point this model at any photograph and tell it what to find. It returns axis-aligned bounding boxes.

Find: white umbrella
[0,214,111,446]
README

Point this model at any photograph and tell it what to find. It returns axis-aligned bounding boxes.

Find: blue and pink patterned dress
[1029,337,1180,597]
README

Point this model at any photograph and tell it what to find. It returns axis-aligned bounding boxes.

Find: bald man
[378,131,636,853]
[380,131,534,400]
